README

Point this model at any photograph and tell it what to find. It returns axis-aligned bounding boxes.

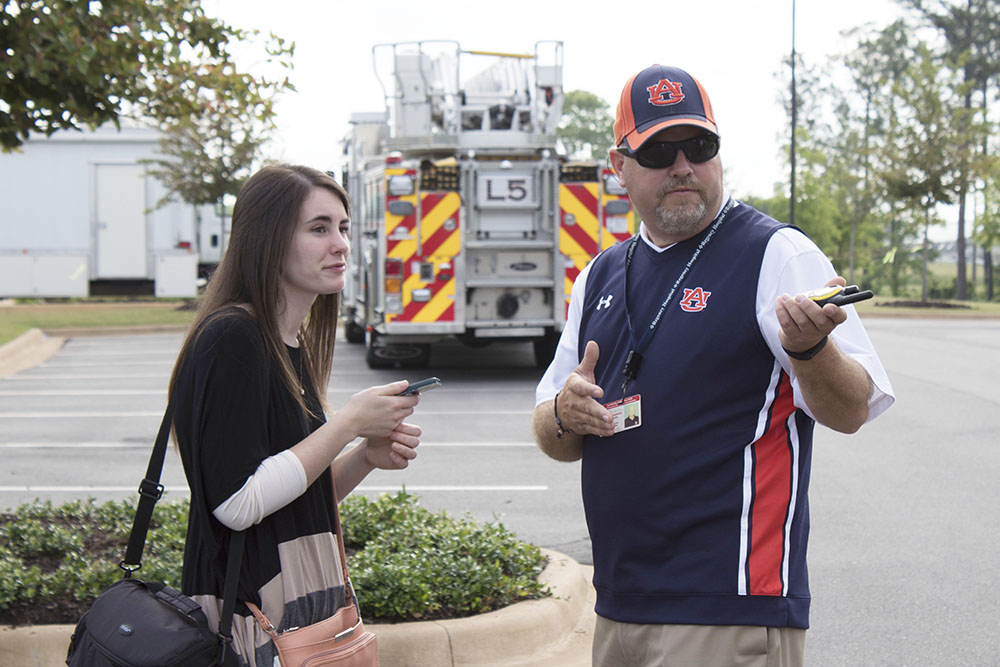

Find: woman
[169,164,421,666]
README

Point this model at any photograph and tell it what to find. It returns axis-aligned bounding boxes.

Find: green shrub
[341,490,549,622]
[0,491,549,625]
[0,498,186,624]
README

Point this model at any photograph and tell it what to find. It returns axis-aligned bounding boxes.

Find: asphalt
[0,327,598,666]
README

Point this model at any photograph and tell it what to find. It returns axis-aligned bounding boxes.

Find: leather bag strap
[120,394,246,640]
[121,400,176,573]
[329,470,355,606]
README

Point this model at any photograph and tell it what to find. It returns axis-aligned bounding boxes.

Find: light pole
[790,0,797,226]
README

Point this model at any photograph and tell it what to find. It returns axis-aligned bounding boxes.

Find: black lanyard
[620,198,735,398]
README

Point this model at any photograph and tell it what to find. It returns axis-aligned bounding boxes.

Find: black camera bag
[65,578,223,666]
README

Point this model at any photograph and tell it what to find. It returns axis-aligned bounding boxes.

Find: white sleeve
[211,449,309,530]
[756,228,895,423]
[535,259,594,406]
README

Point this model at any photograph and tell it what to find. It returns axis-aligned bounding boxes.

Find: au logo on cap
[646,79,685,107]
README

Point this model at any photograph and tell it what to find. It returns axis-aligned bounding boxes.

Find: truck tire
[365,330,430,369]
[343,319,365,344]
[533,329,559,369]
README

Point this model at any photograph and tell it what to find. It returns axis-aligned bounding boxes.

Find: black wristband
[554,391,573,439]
[783,335,828,361]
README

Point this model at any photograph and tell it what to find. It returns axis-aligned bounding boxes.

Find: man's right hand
[559,340,615,438]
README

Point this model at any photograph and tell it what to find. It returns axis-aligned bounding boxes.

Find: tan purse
[246,582,377,666]
[246,482,378,667]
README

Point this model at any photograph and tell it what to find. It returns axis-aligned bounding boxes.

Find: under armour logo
[679,287,711,312]
[596,294,614,311]
[646,79,685,107]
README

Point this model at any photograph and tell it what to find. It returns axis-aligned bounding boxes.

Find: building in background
[0,124,226,298]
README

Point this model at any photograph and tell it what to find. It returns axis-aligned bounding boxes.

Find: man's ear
[608,149,626,186]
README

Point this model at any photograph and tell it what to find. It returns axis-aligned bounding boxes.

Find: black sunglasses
[620,134,720,169]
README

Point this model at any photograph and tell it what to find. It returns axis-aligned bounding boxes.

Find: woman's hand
[341,380,419,440]
[362,423,422,470]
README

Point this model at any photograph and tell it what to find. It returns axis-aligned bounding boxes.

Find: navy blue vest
[578,201,814,628]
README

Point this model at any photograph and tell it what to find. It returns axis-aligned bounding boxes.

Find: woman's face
[281,186,351,303]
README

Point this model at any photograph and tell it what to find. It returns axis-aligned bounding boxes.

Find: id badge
[604,394,642,434]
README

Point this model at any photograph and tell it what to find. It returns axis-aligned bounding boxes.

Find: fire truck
[340,41,634,368]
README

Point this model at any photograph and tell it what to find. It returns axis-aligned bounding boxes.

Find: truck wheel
[343,319,365,344]
[533,330,559,369]
[365,330,430,368]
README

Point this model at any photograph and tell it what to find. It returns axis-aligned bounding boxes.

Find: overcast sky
[208,0,905,200]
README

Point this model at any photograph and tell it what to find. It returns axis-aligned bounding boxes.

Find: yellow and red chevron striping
[419,192,460,257]
[559,183,600,256]
[386,190,460,324]
[560,183,601,315]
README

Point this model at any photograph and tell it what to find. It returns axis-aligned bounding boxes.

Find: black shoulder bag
[66,398,246,667]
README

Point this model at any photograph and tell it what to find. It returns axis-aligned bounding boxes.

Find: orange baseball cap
[614,65,719,152]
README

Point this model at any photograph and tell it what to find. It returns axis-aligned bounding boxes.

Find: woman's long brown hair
[168,164,350,417]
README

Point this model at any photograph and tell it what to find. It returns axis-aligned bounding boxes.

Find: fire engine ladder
[372,40,564,152]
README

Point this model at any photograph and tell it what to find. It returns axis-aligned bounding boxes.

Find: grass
[858,296,1000,318]
[2,272,999,348]
[0,300,196,346]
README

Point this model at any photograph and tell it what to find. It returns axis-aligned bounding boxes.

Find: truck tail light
[385,258,404,312]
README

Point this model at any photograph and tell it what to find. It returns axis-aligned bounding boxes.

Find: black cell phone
[803,284,874,307]
[397,377,442,395]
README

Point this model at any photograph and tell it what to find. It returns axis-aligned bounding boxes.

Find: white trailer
[0,124,222,298]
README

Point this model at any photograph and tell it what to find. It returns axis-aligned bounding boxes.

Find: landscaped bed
[0,490,549,626]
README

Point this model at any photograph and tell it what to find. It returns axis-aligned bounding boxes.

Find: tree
[975,161,1000,299]
[773,54,868,269]
[905,0,1000,299]
[143,33,294,211]
[883,45,962,301]
[842,18,935,297]
[839,21,911,286]
[0,0,293,151]
[557,90,613,160]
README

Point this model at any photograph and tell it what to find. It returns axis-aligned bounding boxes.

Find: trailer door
[94,163,147,279]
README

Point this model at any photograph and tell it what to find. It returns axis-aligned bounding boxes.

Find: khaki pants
[593,616,806,667]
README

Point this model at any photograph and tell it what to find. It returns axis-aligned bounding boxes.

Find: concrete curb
[0,324,190,379]
[0,549,595,667]
[0,328,65,379]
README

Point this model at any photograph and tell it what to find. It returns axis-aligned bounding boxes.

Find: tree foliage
[142,40,294,209]
[975,158,1000,298]
[766,2,1000,301]
[906,0,1000,298]
[1,0,295,213]
[557,89,613,160]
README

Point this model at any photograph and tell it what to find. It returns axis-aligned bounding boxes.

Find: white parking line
[1,374,172,380]
[0,485,547,493]
[0,388,529,396]
[0,390,165,396]
[55,351,179,357]
[0,441,537,448]
[355,485,547,492]
[0,410,531,418]
[34,361,175,368]
[0,412,164,418]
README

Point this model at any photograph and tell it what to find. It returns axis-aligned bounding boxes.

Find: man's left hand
[776,276,848,355]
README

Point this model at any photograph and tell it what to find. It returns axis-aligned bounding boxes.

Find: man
[532,65,894,666]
